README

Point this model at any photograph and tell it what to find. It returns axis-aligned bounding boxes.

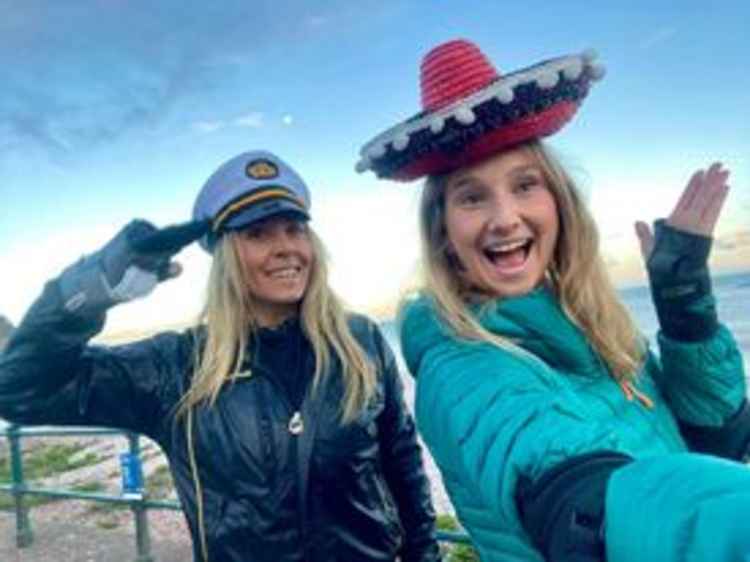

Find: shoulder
[345,313,392,361]
[346,312,381,338]
[397,294,458,376]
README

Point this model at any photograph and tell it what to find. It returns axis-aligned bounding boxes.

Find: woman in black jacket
[0,150,441,562]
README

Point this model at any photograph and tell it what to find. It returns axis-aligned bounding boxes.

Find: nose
[270,230,297,255]
[486,197,520,234]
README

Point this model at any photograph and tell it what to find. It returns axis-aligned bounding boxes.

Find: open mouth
[267,265,304,280]
[482,239,532,272]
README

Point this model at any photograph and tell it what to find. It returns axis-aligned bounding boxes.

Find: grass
[0,479,108,511]
[145,464,174,500]
[436,514,480,562]
[0,443,101,482]
[0,442,104,511]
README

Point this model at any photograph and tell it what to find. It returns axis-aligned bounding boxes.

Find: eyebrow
[447,163,543,191]
[508,164,544,177]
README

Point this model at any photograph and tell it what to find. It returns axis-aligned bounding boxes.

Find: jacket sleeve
[0,278,186,439]
[645,221,749,459]
[371,323,441,562]
[648,329,749,460]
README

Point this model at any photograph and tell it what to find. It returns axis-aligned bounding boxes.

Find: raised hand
[59,219,210,315]
[633,163,729,341]
[635,163,730,260]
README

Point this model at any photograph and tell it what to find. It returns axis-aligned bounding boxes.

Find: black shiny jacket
[0,281,441,562]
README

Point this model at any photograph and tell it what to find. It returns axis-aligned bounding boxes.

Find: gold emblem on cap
[246,159,279,180]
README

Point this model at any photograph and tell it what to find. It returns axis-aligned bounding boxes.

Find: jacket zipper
[253,366,311,560]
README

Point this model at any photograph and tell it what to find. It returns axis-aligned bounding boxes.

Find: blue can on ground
[119,452,144,498]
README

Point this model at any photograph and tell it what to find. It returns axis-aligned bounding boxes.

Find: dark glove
[58,219,209,315]
[646,220,718,341]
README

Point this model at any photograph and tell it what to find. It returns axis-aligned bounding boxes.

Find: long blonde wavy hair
[415,140,645,383]
[177,227,377,422]
[177,224,378,561]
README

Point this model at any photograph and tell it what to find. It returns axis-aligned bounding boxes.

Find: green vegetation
[436,513,479,562]
[71,481,107,494]
[0,443,100,482]
[0,442,104,511]
[0,491,57,510]
[145,464,174,500]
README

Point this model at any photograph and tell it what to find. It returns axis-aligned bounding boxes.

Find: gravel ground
[0,500,192,562]
[1,431,454,562]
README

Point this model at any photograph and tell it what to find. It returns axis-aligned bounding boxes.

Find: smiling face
[233,215,313,327]
[443,145,560,299]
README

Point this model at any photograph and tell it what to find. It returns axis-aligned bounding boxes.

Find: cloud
[282,114,294,126]
[233,112,264,128]
[639,27,678,51]
[307,15,330,27]
[193,120,225,134]
[0,1,380,160]
[716,229,750,251]
[191,111,265,134]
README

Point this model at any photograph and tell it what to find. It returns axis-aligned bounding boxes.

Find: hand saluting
[635,163,730,260]
[59,219,210,315]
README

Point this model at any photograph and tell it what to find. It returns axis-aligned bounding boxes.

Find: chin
[482,272,545,299]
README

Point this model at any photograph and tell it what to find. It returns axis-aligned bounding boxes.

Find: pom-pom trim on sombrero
[356,47,605,181]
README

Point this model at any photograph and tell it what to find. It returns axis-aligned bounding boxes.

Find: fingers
[130,219,210,254]
[634,221,654,261]
[701,182,729,230]
[672,170,703,216]
[156,261,183,282]
[667,162,731,237]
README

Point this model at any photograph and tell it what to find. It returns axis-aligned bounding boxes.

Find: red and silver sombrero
[356,39,605,182]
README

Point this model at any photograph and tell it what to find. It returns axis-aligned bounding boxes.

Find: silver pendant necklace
[288,411,304,435]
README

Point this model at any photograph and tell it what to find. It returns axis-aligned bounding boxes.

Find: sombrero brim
[357,51,605,181]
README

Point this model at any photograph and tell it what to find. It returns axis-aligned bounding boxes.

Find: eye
[451,186,486,207]
[285,220,309,238]
[514,174,544,194]
[241,225,266,240]
[462,192,482,205]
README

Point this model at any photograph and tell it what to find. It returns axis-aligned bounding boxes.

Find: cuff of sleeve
[679,399,750,461]
[656,325,746,426]
[647,221,717,341]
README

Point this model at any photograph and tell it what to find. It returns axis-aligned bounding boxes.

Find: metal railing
[1,423,471,561]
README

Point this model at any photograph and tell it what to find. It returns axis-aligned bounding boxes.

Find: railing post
[8,424,34,547]
[126,432,154,562]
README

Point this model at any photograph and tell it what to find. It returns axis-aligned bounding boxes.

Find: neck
[255,305,299,329]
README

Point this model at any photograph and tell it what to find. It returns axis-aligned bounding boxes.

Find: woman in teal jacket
[356,39,750,561]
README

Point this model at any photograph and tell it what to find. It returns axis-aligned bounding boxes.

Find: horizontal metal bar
[0,484,182,511]
[435,530,473,544]
[1,423,473,546]
[0,426,125,438]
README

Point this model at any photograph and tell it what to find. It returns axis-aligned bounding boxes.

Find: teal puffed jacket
[400,287,749,562]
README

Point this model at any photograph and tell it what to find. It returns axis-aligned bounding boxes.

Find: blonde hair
[414,140,644,383]
[177,227,377,422]
[179,225,378,561]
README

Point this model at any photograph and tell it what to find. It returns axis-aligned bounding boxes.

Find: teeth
[270,267,301,279]
[485,240,528,253]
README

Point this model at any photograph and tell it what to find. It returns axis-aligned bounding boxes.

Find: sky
[1,0,748,335]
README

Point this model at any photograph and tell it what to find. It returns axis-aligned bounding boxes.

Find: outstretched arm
[0,219,206,435]
[635,164,748,459]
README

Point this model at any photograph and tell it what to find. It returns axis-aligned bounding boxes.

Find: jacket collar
[400,287,602,377]
[474,287,602,375]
